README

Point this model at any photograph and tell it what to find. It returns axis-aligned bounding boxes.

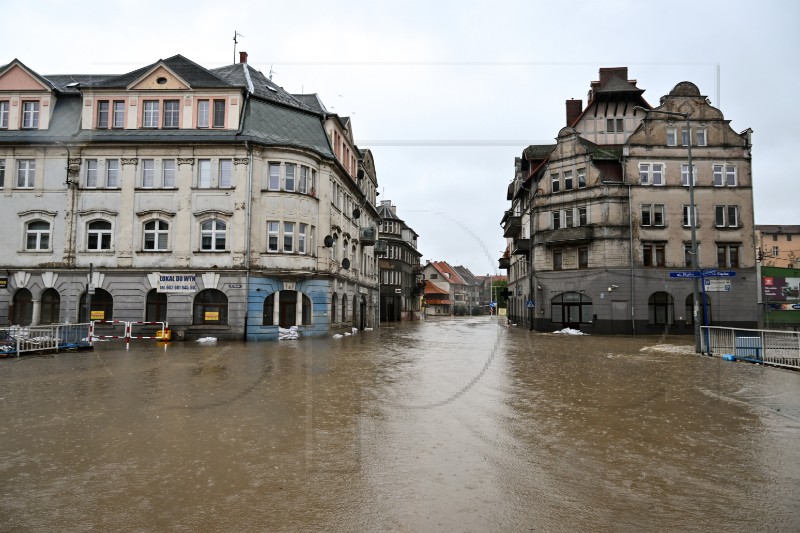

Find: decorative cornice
[233,158,249,166]
[78,209,118,217]
[177,158,195,166]
[18,209,57,218]
[194,209,234,218]
[136,209,176,218]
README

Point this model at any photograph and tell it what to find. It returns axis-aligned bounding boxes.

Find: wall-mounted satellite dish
[324,235,334,247]
[342,258,351,270]
[352,208,361,219]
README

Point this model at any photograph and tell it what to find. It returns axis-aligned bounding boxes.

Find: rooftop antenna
[233,31,244,64]
[269,65,276,80]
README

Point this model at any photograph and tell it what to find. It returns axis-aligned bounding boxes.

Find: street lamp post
[634,106,701,353]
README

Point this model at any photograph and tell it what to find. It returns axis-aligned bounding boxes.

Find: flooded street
[1,317,799,532]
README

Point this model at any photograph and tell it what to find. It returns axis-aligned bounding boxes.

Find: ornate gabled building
[0,52,380,339]
[376,200,422,321]
[501,67,757,334]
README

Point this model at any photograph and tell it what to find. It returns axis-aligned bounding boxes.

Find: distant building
[502,67,757,333]
[0,53,381,339]
[376,200,422,321]
[421,260,467,316]
[756,225,800,268]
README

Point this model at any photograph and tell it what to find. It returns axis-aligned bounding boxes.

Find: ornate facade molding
[121,158,138,166]
[177,158,195,166]
[233,158,249,166]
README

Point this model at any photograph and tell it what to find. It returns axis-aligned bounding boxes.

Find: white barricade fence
[702,326,800,370]
[89,320,169,344]
[1,323,92,356]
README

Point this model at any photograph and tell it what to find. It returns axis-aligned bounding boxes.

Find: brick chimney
[566,99,583,127]
[239,51,248,64]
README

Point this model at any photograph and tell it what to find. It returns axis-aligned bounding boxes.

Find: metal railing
[702,326,800,370]
[1,323,92,357]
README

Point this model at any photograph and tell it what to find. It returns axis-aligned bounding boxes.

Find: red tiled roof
[424,280,449,295]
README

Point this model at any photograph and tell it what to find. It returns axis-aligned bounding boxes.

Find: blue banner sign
[669,271,701,278]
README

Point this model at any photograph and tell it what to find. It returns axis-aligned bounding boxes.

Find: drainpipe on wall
[243,140,253,341]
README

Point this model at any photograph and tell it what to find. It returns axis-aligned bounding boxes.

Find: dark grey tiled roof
[377,203,402,222]
[577,137,622,160]
[523,144,556,160]
[239,99,333,157]
[212,64,311,110]
[0,96,82,142]
[293,94,327,114]
[756,225,800,234]
[44,74,114,94]
[595,73,643,94]
[91,55,232,89]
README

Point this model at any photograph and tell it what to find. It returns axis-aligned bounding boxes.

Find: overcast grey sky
[4,0,798,275]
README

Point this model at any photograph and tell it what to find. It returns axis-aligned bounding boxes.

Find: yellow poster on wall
[90,310,105,320]
[204,311,219,321]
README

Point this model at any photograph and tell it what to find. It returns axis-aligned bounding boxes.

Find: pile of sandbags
[279,326,299,340]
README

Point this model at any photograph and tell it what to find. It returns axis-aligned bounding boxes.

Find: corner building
[0,53,380,340]
[501,68,757,334]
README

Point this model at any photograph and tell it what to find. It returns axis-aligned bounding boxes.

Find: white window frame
[143,100,159,128]
[639,163,664,186]
[564,208,574,228]
[682,205,699,228]
[143,219,170,251]
[25,219,51,251]
[200,218,227,251]
[16,159,35,188]
[681,164,697,186]
[0,101,8,128]
[642,204,665,227]
[563,170,573,191]
[715,205,739,228]
[299,166,309,193]
[113,101,125,128]
[86,159,99,188]
[285,163,296,192]
[298,223,307,254]
[552,210,561,230]
[106,159,120,188]
[578,206,588,226]
[696,128,707,146]
[197,100,210,128]
[267,221,279,252]
[666,127,677,146]
[86,219,113,251]
[162,99,180,128]
[162,159,176,188]
[283,222,295,252]
[551,173,560,193]
[268,163,280,191]
[198,159,211,188]
[142,159,155,188]
[213,100,225,128]
[97,101,109,129]
[577,168,586,188]
[22,101,39,129]
[219,159,232,188]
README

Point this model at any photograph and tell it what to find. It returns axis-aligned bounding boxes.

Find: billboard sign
[763,276,800,302]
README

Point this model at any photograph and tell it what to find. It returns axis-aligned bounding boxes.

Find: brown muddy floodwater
[1,317,799,532]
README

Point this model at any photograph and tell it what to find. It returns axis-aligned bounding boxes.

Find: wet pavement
[1,317,798,532]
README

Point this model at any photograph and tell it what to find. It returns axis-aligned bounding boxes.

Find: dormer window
[157,77,167,85]
[163,100,180,128]
[21,101,39,129]
[1,101,10,129]
[143,101,159,128]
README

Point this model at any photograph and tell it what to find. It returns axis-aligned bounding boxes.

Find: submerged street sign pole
[670,269,737,352]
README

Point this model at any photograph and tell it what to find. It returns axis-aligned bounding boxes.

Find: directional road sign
[669,271,701,278]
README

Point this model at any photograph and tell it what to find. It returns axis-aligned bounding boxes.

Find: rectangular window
[577,168,586,188]
[725,165,737,186]
[299,166,309,194]
[682,205,698,228]
[565,208,574,228]
[0,101,8,128]
[552,211,561,230]
[213,99,225,128]
[285,163,296,192]
[86,159,98,188]
[564,170,573,191]
[143,101,159,128]
[717,244,740,268]
[681,164,697,186]
[198,159,211,188]
[16,159,35,188]
[713,164,736,187]
[681,128,690,146]
[643,243,666,267]
[219,159,232,188]
[283,222,295,252]
[715,205,739,228]
[606,118,623,132]
[773,246,779,257]
[268,163,280,190]
[106,159,119,188]
[553,249,562,270]
[0,159,4,187]
[298,223,307,254]
[197,100,209,128]
[163,100,180,128]
[97,101,109,128]
[142,159,155,188]
[162,159,176,188]
[551,173,560,193]
[22,101,39,128]
[578,247,588,269]
[641,204,665,227]
[578,207,588,226]
[666,127,677,146]
[639,163,664,186]
[696,128,707,146]
[684,243,695,268]
[267,221,279,252]
[113,101,125,128]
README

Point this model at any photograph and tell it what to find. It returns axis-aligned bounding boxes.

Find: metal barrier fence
[89,320,168,344]
[702,326,800,370]
[1,323,92,357]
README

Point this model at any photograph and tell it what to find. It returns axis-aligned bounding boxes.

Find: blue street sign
[669,271,701,278]
[527,300,535,308]
[702,269,736,277]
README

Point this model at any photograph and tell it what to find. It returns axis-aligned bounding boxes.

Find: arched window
[648,292,674,326]
[87,220,112,250]
[331,291,337,323]
[12,288,33,325]
[79,288,113,322]
[40,288,61,324]
[25,220,50,250]
[342,293,348,323]
[143,219,170,251]
[685,293,711,326]
[193,289,228,324]
[200,219,226,251]
[146,289,168,322]
[550,291,593,326]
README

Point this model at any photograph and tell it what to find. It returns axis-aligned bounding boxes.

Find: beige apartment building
[756,225,800,268]
[501,68,757,334]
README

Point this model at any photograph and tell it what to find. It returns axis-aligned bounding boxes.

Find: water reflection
[0,318,798,531]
